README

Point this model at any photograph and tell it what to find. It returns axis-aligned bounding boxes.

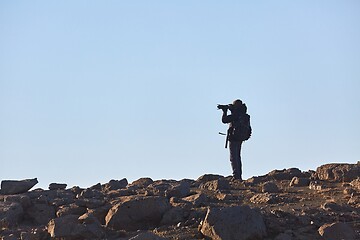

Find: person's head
[229,99,243,113]
[232,99,243,109]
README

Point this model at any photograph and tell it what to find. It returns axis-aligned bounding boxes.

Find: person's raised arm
[222,109,233,123]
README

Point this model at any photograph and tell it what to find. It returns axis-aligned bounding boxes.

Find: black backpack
[228,113,252,142]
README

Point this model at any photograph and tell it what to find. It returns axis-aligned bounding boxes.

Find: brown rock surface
[318,222,356,240]
[316,163,360,182]
[200,206,266,240]
[105,196,171,231]
[0,162,359,239]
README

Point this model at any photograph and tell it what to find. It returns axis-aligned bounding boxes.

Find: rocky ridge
[1,162,360,240]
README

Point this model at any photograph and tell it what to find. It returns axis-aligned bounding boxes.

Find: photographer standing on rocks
[218,99,252,180]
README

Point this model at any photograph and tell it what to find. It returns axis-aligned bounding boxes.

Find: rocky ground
[1,162,360,240]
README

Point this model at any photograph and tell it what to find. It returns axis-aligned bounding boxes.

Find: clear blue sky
[1,1,359,189]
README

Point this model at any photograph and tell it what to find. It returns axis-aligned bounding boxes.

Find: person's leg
[238,142,242,180]
[229,141,241,179]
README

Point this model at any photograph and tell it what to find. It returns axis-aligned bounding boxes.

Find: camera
[217,104,232,111]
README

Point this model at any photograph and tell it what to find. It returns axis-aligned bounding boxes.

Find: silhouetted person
[218,99,251,180]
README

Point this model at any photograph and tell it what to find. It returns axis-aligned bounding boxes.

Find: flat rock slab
[200,205,267,240]
[106,196,171,231]
[49,183,67,190]
[1,178,38,195]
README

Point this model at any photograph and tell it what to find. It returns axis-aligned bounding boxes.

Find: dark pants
[229,141,242,180]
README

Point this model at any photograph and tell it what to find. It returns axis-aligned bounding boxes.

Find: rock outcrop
[0,178,38,195]
[316,163,360,182]
[0,162,359,239]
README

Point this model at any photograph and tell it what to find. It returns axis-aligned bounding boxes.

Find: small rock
[250,193,278,204]
[216,193,236,201]
[147,181,173,196]
[89,183,102,190]
[49,183,67,190]
[129,232,168,240]
[165,181,191,198]
[20,227,50,240]
[268,168,303,180]
[343,187,356,195]
[245,175,267,185]
[289,177,310,187]
[350,178,360,190]
[318,222,356,240]
[103,178,128,191]
[81,205,111,225]
[130,177,154,189]
[77,188,104,199]
[195,174,224,186]
[309,181,324,190]
[321,202,350,212]
[200,179,230,191]
[1,234,18,240]
[348,194,360,205]
[262,181,279,193]
[56,203,87,217]
[183,193,208,207]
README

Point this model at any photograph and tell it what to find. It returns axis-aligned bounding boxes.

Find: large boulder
[318,222,356,240]
[0,202,23,229]
[76,189,105,208]
[47,214,104,239]
[47,215,79,238]
[26,203,56,225]
[1,178,38,195]
[200,206,267,240]
[316,163,360,182]
[105,196,171,231]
